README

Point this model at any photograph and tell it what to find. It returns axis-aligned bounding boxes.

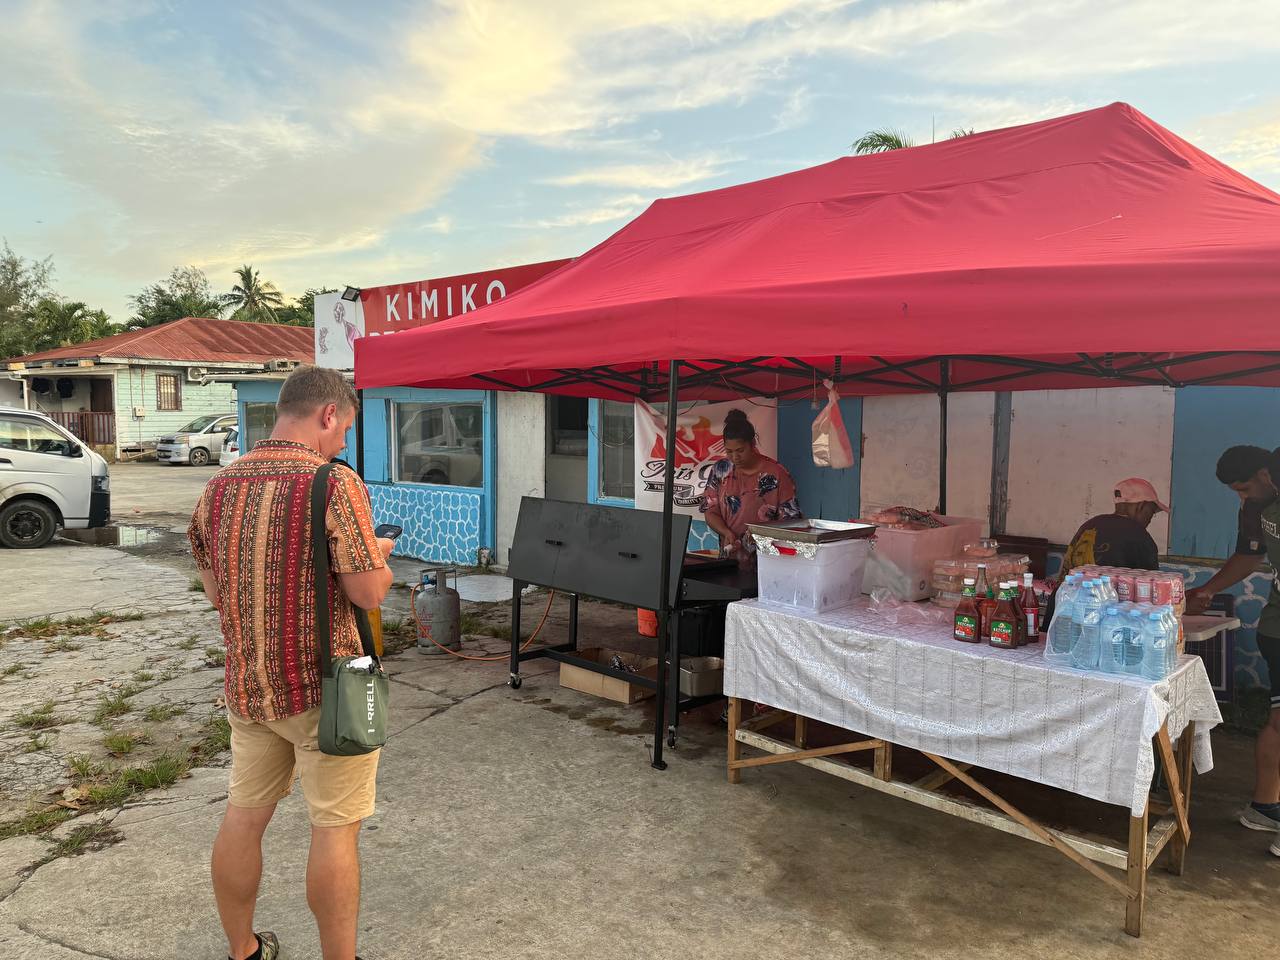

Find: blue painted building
[235,377,1273,701]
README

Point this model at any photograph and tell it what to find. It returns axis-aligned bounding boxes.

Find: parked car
[156,414,237,466]
[218,428,241,467]
[0,406,110,549]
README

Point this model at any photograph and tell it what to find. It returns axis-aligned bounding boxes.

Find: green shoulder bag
[311,462,389,756]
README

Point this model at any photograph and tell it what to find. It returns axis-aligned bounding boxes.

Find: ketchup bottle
[954,578,982,642]
[989,582,1020,649]
[1019,572,1040,643]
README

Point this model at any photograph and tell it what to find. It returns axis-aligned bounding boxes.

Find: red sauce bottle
[989,582,1020,649]
[1019,572,1040,643]
[954,578,982,642]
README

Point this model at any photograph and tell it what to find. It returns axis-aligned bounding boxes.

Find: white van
[0,407,110,549]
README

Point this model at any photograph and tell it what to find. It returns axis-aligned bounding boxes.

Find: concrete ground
[0,463,1276,958]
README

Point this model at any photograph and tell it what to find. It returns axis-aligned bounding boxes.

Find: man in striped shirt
[190,366,393,960]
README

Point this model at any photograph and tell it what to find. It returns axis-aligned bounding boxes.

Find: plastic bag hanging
[811,379,855,469]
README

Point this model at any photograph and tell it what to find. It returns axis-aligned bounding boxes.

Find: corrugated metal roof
[9,317,314,366]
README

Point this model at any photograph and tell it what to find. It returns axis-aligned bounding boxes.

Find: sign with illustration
[633,398,777,517]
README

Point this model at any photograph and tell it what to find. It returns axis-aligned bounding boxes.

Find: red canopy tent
[357,102,1280,403]
[354,102,1280,769]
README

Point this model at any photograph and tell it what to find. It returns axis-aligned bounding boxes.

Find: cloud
[530,194,652,229]
[1191,100,1280,183]
[541,153,736,190]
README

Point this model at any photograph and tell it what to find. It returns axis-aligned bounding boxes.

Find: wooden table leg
[1125,802,1149,938]
[727,697,742,784]
[795,713,808,749]
[874,740,894,782]
[1169,731,1195,876]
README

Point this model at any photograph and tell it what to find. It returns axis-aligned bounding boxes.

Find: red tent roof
[356,103,1280,401]
[10,317,315,366]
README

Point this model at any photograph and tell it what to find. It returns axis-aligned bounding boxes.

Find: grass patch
[92,688,138,726]
[0,808,75,841]
[84,779,131,806]
[132,670,155,682]
[44,638,83,653]
[143,703,185,722]
[121,754,188,790]
[204,645,226,667]
[22,734,50,753]
[14,701,58,730]
[188,578,205,593]
[193,713,231,760]
[68,754,101,780]
[175,637,199,650]
[458,612,485,636]
[1,663,22,677]
[10,611,147,643]
[483,623,512,642]
[48,822,123,860]
[103,731,150,756]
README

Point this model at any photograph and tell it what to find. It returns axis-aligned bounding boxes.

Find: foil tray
[747,519,877,545]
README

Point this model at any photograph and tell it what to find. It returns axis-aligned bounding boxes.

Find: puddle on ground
[63,524,164,547]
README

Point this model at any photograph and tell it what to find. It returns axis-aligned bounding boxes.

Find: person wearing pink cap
[1060,477,1168,575]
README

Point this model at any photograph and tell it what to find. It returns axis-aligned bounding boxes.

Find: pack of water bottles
[1043,573,1181,680]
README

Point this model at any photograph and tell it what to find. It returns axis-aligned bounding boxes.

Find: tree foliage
[28,299,120,352]
[0,242,56,359]
[126,266,225,330]
[852,128,916,154]
[224,264,286,323]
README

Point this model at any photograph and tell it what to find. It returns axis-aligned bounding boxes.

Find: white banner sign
[634,399,778,516]
[313,291,365,370]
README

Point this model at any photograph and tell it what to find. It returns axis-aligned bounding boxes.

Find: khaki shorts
[227,707,380,827]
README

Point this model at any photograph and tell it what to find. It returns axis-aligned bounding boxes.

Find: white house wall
[1005,387,1175,549]
[114,366,236,447]
[860,392,995,527]
[494,391,546,566]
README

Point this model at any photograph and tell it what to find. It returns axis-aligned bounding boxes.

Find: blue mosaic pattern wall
[367,483,482,566]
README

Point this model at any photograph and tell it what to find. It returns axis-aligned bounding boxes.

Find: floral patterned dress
[700,455,801,564]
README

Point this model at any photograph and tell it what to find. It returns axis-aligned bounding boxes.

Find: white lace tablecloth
[725,599,1223,815]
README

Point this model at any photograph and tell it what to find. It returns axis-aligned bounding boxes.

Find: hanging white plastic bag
[811,379,855,469]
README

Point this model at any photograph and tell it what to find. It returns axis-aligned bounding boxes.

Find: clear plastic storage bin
[861,515,985,601]
[756,537,870,614]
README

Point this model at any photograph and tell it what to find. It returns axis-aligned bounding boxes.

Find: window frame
[156,373,182,412]
[390,398,486,489]
[0,415,78,457]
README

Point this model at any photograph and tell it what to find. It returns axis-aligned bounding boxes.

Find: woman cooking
[700,409,802,565]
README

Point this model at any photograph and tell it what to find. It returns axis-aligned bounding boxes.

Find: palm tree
[852,128,916,154]
[224,264,285,323]
[851,126,979,156]
[30,299,120,350]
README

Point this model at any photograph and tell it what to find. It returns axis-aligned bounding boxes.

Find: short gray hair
[276,366,358,419]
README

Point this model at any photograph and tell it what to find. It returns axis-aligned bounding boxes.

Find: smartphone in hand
[374,524,404,541]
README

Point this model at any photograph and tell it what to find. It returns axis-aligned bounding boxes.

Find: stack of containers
[1072,566,1187,653]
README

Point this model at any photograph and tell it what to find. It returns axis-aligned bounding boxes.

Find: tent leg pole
[356,388,366,479]
[938,359,949,515]
[653,360,680,771]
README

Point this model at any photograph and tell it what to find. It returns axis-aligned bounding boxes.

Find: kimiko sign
[359,259,570,337]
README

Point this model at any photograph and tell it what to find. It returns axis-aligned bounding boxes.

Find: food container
[861,515,985,601]
[753,532,871,614]
[678,657,725,697]
[747,519,877,544]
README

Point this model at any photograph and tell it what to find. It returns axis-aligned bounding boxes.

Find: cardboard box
[559,647,659,704]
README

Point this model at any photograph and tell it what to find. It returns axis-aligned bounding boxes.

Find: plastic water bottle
[1045,574,1081,666]
[1142,610,1172,681]
[1097,575,1118,603]
[1124,607,1146,675]
[1071,580,1103,671]
[1098,605,1126,674]
[1156,604,1179,675]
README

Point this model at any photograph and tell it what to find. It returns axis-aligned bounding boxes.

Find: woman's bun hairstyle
[722,408,757,444]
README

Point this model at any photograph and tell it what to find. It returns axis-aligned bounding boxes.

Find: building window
[156,374,181,411]
[599,400,635,500]
[393,400,484,487]
[244,403,277,449]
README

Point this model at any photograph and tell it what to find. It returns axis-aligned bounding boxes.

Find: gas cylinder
[414,567,461,655]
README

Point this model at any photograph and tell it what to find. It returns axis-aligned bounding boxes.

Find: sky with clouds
[3,0,1279,320]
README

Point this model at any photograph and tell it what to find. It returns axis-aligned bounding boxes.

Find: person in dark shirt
[1185,444,1280,840]
[1061,477,1167,574]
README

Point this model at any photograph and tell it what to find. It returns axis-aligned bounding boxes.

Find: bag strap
[312,462,338,678]
[311,462,379,680]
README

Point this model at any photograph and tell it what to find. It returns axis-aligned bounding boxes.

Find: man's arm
[338,539,395,610]
[1187,552,1265,612]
